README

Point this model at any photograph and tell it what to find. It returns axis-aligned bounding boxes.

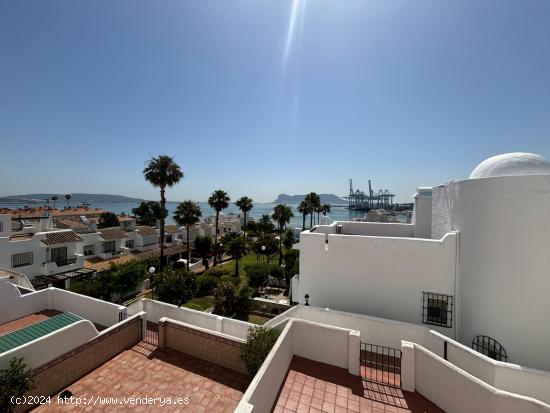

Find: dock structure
[344,179,412,211]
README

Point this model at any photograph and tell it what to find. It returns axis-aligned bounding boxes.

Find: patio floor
[273,356,444,413]
[33,341,250,412]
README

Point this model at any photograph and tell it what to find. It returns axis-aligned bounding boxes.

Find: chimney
[39,212,51,232]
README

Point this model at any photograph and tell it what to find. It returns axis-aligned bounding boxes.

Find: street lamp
[149,267,156,298]
[261,245,266,264]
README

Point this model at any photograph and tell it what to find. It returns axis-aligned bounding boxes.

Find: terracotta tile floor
[33,341,250,412]
[273,356,444,413]
[0,309,61,336]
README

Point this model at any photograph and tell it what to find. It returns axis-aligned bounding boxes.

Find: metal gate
[360,342,402,388]
[142,319,158,346]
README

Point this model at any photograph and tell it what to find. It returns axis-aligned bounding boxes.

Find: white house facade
[296,152,550,371]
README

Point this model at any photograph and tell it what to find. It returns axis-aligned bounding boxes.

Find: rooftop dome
[469,153,550,179]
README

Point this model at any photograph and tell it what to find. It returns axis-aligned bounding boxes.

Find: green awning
[0,312,82,353]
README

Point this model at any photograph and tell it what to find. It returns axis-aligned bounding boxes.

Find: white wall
[0,279,48,324]
[236,319,360,413]
[412,189,432,238]
[412,343,550,413]
[128,298,253,340]
[446,175,550,370]
[298,231,457,332]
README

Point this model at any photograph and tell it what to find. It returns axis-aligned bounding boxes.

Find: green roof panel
[0,312,83,353]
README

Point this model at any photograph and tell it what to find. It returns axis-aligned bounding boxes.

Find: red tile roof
[136,226,157,237]
[41,231,83,245]
[164,225,179,234]
[98,227,128,240]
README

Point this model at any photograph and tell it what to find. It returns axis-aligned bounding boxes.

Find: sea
[0,201,408,227]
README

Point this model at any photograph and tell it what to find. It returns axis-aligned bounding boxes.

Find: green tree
[213,280,236,316]
[196,275,220,296]
[304,192,320,226]
[235,285,254,317]
[143,155,184,274]
[246,263,271,292]
[132,201,167,227]
[225,236,247,277]
[297,200,312,231]
[98,212,120,229]
[283,228,295,251]
[194,235,212,270]
[235,196,253,238]
[321,203,331,216]
[240,327,279,375]
[252,234,278,264]
[257,214,274,235]
[154,268,197,306]
[173,200,202,270]
[108,261,145,302]
[272,204,294,265]
[0,357,33,413]
[65,193,72,208]
[208,189,230,266]
[51,195,58,208]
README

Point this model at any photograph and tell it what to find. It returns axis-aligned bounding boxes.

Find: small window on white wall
[422,292,453,328]
[11,252,33,268]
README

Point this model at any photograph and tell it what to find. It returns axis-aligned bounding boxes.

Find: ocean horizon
[0,201,375,227]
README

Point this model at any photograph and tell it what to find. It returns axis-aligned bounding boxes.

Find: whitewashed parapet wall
[128,298,254,340]
[298,229,458,335]
[0,278,124,327]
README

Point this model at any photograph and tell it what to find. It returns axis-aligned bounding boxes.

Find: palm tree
[235,196,253,239]
[258,214,274,235]
[225,236,247,277]
[304,193,320,226]
[194,235,212,270]
[208,189,230,266]
[51,196,58,208]
[297,200,311,231]
[272,204,294,265]
[321,204,331,216]
[65,194,72,208]
[173,200,202,270]
[143,155,184,273]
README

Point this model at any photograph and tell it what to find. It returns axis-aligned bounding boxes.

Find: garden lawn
[183,296,214,311]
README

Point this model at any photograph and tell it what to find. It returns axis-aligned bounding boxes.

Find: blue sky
[1,0,549,202]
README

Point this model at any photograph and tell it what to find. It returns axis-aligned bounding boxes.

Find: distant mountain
[273,194,346,204]
[0,193,145,204]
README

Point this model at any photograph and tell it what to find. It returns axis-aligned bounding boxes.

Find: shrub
[240,327,279,375]
[213,281,236,316]
[196,275,220,296]
[235,285,254,316]
[0,357,33,413]
[204,266,230,278]
[154,268,197,306]
[246,263,281,289]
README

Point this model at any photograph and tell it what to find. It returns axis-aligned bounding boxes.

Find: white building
[296,152,550,371]
[0,214,85,282]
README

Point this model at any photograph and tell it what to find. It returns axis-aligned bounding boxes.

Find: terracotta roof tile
[41,231,83,245]
[57,220,87,229]
[164,225,179,234]
[98,227,128,240]
[136,226,157,236]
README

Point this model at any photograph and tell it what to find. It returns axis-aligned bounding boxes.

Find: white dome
[469,153,550,179]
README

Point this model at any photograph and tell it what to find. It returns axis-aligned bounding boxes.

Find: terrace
[35,341,250,413]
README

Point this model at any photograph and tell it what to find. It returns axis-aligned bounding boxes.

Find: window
[472,336,507,362]
[0,222,3,232]
[103,241,116,253]
[11,252,33,268]
[125,240,134,249]
[422,292,453,328]
[50,247,67,265]
[165,235,172,243]
[84,245,95,256]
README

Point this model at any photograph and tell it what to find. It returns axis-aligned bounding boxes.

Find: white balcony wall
[298,231,457,333]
